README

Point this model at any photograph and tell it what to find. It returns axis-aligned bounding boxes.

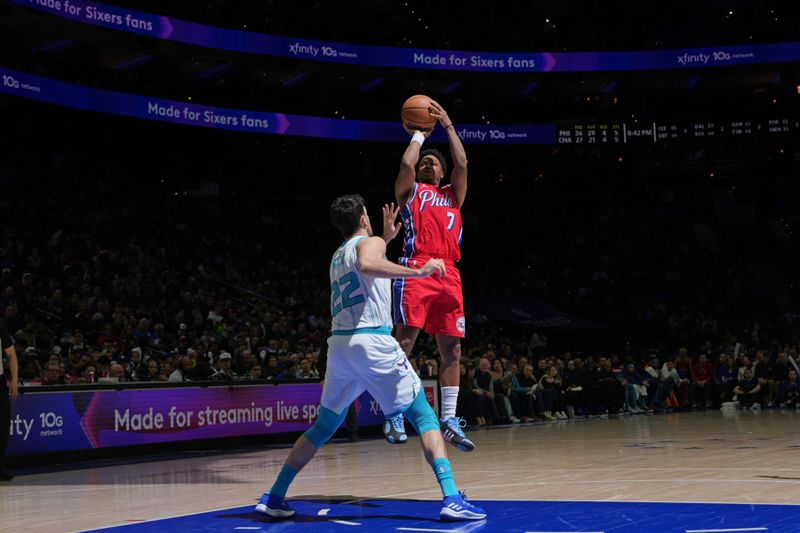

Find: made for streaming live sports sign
[7,381,439,457]
[12,0,800,72]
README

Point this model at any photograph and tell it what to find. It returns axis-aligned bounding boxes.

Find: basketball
[401,94,436,131]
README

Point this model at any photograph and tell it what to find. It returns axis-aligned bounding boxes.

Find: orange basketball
[401,94,436,131]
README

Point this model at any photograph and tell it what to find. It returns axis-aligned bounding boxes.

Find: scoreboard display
[556,118,799,144]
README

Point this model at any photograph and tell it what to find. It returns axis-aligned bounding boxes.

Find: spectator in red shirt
[691,353,715,409]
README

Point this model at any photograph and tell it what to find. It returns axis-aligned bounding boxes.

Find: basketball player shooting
[385,99,474,452]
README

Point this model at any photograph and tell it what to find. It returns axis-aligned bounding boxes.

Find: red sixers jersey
[399,182,462,263]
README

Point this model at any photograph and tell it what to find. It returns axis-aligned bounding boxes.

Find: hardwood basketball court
[1,410,798,532]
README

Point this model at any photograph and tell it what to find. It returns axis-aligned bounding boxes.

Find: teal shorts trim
[331,326,392,336]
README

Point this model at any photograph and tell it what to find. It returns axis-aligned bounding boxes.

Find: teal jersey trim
[331,326,393,336]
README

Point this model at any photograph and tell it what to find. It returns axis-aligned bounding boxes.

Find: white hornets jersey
[329,236,392,332]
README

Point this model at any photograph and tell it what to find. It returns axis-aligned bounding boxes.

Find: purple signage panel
[0,67,554,144]
[7,381,439,457]
[11,0,800,72]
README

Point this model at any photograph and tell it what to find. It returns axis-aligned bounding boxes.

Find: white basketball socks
[440,386,459,420]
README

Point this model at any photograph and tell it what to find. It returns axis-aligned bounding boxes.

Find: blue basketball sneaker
[254,492,295,518]
[383,414,408,444]
[440,416,474,452]
[440,491,487,521]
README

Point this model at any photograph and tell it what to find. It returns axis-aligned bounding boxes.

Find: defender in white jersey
[255,195,486,522]
[324,231,419,415]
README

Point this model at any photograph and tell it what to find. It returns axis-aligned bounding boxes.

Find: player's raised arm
[357,237,445,279]
[429,100,467,208]
[396,126,431,207]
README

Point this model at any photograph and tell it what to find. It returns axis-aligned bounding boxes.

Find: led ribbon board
[0,67,555,143]
[7,381,439,456]
[11,0,800,72]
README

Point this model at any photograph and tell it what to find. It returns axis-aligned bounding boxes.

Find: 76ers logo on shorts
[456,316,466,334]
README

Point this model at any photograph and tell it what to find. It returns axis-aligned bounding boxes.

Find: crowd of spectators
[453,344,800,425]
[0,131,339,388]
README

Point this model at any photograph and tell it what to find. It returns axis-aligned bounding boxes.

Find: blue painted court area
[85,498,799,532]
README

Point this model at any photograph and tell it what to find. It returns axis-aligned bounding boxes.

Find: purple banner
[11,0,800,72]
[0,67,554,144]
[7,381,439,457]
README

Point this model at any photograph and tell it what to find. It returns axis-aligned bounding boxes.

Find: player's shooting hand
[403,123,434,137]
[382,202,402,242]
[419,258,446,278]
[428,100,451,127]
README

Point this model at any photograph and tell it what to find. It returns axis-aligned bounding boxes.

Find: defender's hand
[382,203,402,242]
[418,258,446,278]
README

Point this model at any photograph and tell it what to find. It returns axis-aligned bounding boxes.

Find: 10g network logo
[40,411,64,429]
[712,51,732,61]
[2,74,20,89]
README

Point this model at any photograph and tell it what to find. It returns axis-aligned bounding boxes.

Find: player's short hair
[418,149,447,176]
[330,194,366,238]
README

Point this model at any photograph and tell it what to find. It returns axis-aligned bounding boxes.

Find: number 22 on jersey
[331,272,364,317]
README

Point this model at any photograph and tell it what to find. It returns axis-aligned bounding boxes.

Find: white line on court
[475,479,800,489]
[233,528,262,531]
[397,520,490,533]
[397,527,453,533]
[319,508,359,526]
[524,531,604,533]
[685,528,768,532]
[464,497,800,507]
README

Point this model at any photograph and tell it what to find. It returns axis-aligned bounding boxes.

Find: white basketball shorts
[322,331,421,416]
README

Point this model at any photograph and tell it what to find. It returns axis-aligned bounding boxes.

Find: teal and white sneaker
[440,491,487,521]
[254,492,295,518]
[383,414,408,444]
[440,416,474,452]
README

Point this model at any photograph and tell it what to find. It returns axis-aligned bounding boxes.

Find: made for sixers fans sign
[0,67,554,144]
[12,0,800,72]
[7,381,439,457]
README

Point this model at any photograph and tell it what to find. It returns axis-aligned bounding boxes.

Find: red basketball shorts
[393,258,465,338]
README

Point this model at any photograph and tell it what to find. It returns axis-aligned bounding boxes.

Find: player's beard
[419,170,437,184]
